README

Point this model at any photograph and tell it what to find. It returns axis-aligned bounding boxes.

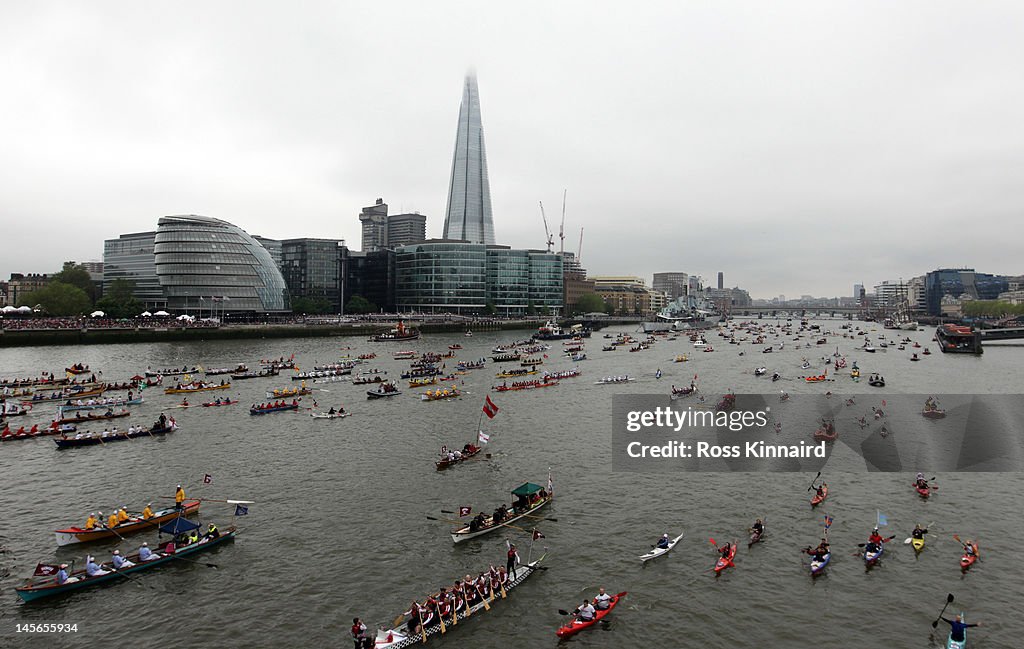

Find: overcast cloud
[2,1,1022,297]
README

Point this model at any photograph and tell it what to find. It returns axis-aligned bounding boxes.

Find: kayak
[714,542,738,573]
[810,552,831,576]
[864,543,884,565]
[810,484,828,506]
[911,536,925,552]
[915,483,930,498]
[639,532,684,563]
[960,543,979,571]
[555,591,627,638]
[946,612,966,649]
[749,527,765,547]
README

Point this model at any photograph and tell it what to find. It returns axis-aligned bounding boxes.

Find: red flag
[483,396,499,419]
[532,529,545,540]
[459,506,472,517]
[34,563,59,576]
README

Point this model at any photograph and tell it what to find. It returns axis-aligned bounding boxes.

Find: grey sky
[2,1,1022,298]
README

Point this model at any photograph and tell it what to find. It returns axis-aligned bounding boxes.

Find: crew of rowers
[497,378,550,389]
[83,504,156,529]
[62,393,137,408]
[251,398,300,411]
[59,416,173,440]
[55,523,221,585]
[173,379,227,390]
[1,424,42,437]
[440,443,478,463]
[600,376,632,383]
[423,387,458,399]
[399,565,514,635]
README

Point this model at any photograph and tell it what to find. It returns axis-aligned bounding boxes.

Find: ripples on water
[1,323,1022,647]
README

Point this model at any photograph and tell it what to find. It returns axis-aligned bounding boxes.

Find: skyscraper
[442,73,496,245]
[717,272,724,290]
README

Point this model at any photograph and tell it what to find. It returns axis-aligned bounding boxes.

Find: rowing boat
[55,398,143,411]
[54,422,177,448]
[249,403,299,415]
[555,591,627,638]
[164,382,230,394]
[639,532,683,562]
[435,444,483,470]
[310,411,350,419]
[54,500,201,546]
[373,556,545,649]
[451,482,552,543]
[15,527,237,602]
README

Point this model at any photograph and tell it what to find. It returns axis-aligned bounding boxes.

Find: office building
[103,231,165,309]
[441,73,496,245]
[153,215,289,314]
[281,238,345,312]
[717,272,724,290]
[561,252,596,314]
[925,268,1008,316]
[396,241,487,313]
[359,199,390,252]
[387,213,427,248]
[653,272,689,300]
[344,249,396,313]
[253,236,282,268]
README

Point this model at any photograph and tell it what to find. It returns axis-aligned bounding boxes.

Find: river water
[1,320,1021,648]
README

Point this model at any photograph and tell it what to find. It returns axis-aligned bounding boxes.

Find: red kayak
[810,484,828,506]
[914,483,930,498]
[555,591,627,638]
[714,542,738,574]
[960,542,979,571]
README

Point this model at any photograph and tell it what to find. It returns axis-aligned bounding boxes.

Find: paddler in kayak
[813,483,827,501]
[803,538,830,560]
[593,588,612,610]
[717,541,734,560]
[655,533,671,549]
[960,539,978,559]
[751,519,765,538]
[915,472,929,490]
[572,599,596,623]
[911,524,928,541]
[941,614,980,643]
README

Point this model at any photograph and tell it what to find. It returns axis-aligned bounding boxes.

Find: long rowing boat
[54,500,201,546]
[54,423,178,448]
[15,527,236,602]
[373,555,545,648]
[451,482,552,543]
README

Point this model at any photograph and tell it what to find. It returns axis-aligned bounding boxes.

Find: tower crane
[559,189,567,256]
[538,201,555,253]
[577,227,584,263]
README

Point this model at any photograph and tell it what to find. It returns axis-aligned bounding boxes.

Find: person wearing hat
[593,587,612,610]
[656,533,671,549]
[84,512,97,530]
[203,522,219,541]
[141,503,154,519]
[106,511,119,529]
[174,484,186,511]
[111,549,135,570]
[138,542,159,561]
[56,563,78,585]
[85,556,109,577]
[116,506,129,524]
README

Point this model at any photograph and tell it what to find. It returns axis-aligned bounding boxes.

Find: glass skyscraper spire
[442,73,496,245]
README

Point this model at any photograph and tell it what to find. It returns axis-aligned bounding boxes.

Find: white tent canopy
[16,305,32,313]
[1,305,16,313]
[153,310,170,317]
[176,314,195,321]
[140,311,152,317]
[90,310,105,317]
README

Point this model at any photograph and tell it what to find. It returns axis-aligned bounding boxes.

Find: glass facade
[102,231,166,309]
[281,239,343,312]
[925,269,1008,316]
[153,215,289,314]
[396,242,563,316]
[442,74,496,245]
[395,241,487,313]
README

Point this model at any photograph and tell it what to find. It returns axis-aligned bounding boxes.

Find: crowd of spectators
[0,317,219,331]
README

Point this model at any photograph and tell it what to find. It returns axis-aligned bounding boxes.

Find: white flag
[478,430,490,444]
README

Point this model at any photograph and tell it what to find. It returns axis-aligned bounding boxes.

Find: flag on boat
[33,563,59,576]
[824,515,833,530]
[483,396,499,419]
[203,473,213,484]
[478,430,490,444]
[532,529,545,540]
[459,506,472,517]
[234,505,249,516]
[876,511,888,527]
[547,469,553,495]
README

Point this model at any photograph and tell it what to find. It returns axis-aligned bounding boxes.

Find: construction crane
[559,189,567,255]
[577,227,584,263]
[538,201,555,253]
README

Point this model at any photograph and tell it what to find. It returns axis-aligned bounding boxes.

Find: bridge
[728,306,867,317]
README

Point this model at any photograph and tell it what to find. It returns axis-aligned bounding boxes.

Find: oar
[520,513,559,523]
[161,552,218,569]
[426,516,464,524]
[931,593,955,628]
[107,564,157,590]
[158,496,254,504]
[806,471,821,492]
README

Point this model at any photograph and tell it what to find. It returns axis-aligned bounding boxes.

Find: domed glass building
[153,215,289,314]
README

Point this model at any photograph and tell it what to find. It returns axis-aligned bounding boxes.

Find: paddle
[857,536,896,547]
[904,521,934,545]
[158,496,254,504]
[806,471,821,492]
[161,552,219,569]
[932,593,955,628]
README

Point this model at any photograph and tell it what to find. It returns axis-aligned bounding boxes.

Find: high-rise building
[441,73,496,245]
[717,272,724,290]
[853,284,864,300]
[924,268,1008,316]
[387,213,427,248]
[344,249,396,313]
[653,272,688,300]
[360,199,390,252]
[253,236,282,268]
